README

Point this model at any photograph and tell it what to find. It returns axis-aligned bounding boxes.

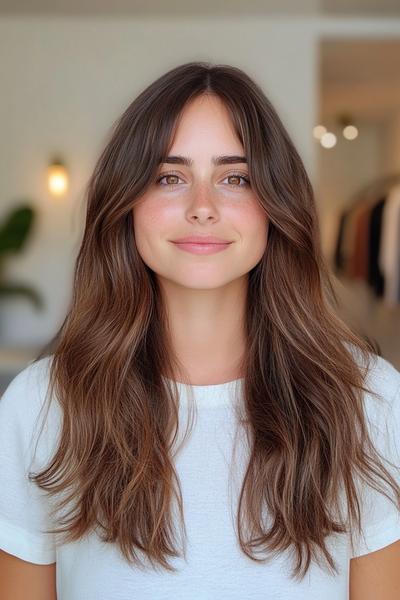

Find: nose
[186,181,219,223]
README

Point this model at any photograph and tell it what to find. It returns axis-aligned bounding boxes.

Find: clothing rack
[333,172,400,306]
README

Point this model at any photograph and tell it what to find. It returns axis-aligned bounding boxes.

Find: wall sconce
[47,157,68,197]
[338,113,359,141]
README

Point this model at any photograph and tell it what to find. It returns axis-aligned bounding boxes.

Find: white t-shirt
[0,353,400,600]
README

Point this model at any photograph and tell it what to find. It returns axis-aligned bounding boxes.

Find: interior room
[0,1,399,392]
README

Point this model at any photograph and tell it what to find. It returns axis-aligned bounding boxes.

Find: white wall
[0,15,318,346]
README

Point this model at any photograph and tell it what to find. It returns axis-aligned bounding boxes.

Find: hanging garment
[378,183,400,307]
[333,210,348,273]
[367,197,386,298]
[348,202,372,281]
[341,208,360,278]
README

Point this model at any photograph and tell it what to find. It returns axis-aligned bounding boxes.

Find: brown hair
[31,61,399,581]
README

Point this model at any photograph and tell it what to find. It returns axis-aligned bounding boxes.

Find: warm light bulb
[313,125,327,140]
[47,162,68,196]
[320,132,337,149]
[343,125,358,140]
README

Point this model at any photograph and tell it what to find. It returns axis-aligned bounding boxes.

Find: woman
[0,62,399,600]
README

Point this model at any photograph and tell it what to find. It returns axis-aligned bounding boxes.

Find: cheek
[133,200,179,235]
[237,207,269,262]
[134,203,161,231]
[132,205,155,260]
[236,204,269,239]
[132,203,177,272]
[133,205,163,255]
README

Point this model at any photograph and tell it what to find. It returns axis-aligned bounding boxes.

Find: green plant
[0,204,44,310]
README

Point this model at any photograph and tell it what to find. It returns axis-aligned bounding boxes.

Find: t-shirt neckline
[162,376,244,407]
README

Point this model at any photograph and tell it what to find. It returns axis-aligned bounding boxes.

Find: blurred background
[0,0,399,393]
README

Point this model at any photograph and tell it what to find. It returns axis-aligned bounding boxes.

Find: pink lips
[172,235,231,244]
[171,235,233,255]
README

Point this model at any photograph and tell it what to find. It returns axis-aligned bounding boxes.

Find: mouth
[170,241,232,255]
[172,241,231,245]
[171,236,232,244]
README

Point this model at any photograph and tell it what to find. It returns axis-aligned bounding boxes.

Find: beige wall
[383,109,400,174]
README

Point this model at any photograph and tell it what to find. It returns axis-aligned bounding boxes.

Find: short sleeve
[350,356,400,558]
[0,357,58,564]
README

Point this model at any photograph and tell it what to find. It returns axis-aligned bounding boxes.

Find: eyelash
[155,171,250,188]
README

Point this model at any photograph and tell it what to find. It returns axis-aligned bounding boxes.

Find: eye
[222,173,250,187]
[156,172,183,187]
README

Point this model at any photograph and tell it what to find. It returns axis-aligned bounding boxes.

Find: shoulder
[0,355,60,455]
[0,355,59,564]
[345,349,400,491]
[3,354,53,390]
[346,352,400,559]
[361,353,400,427]
[364,353,400,393]
[1,355,54,411]
[344,344,400,422]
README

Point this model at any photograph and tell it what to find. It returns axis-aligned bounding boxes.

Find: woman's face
[133,94,269,290]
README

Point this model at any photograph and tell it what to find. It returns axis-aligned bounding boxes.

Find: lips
[172,236,232,244]
[171,240,232,255]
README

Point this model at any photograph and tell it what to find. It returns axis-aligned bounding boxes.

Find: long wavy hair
[31,61,400,581]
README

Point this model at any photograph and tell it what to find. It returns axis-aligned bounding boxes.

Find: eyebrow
[160,154,247,167]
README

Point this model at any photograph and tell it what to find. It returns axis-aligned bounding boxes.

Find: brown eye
[156,173,182,186]
[223,173,250,187]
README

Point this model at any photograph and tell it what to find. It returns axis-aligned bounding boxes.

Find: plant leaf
[0,205,35,254]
